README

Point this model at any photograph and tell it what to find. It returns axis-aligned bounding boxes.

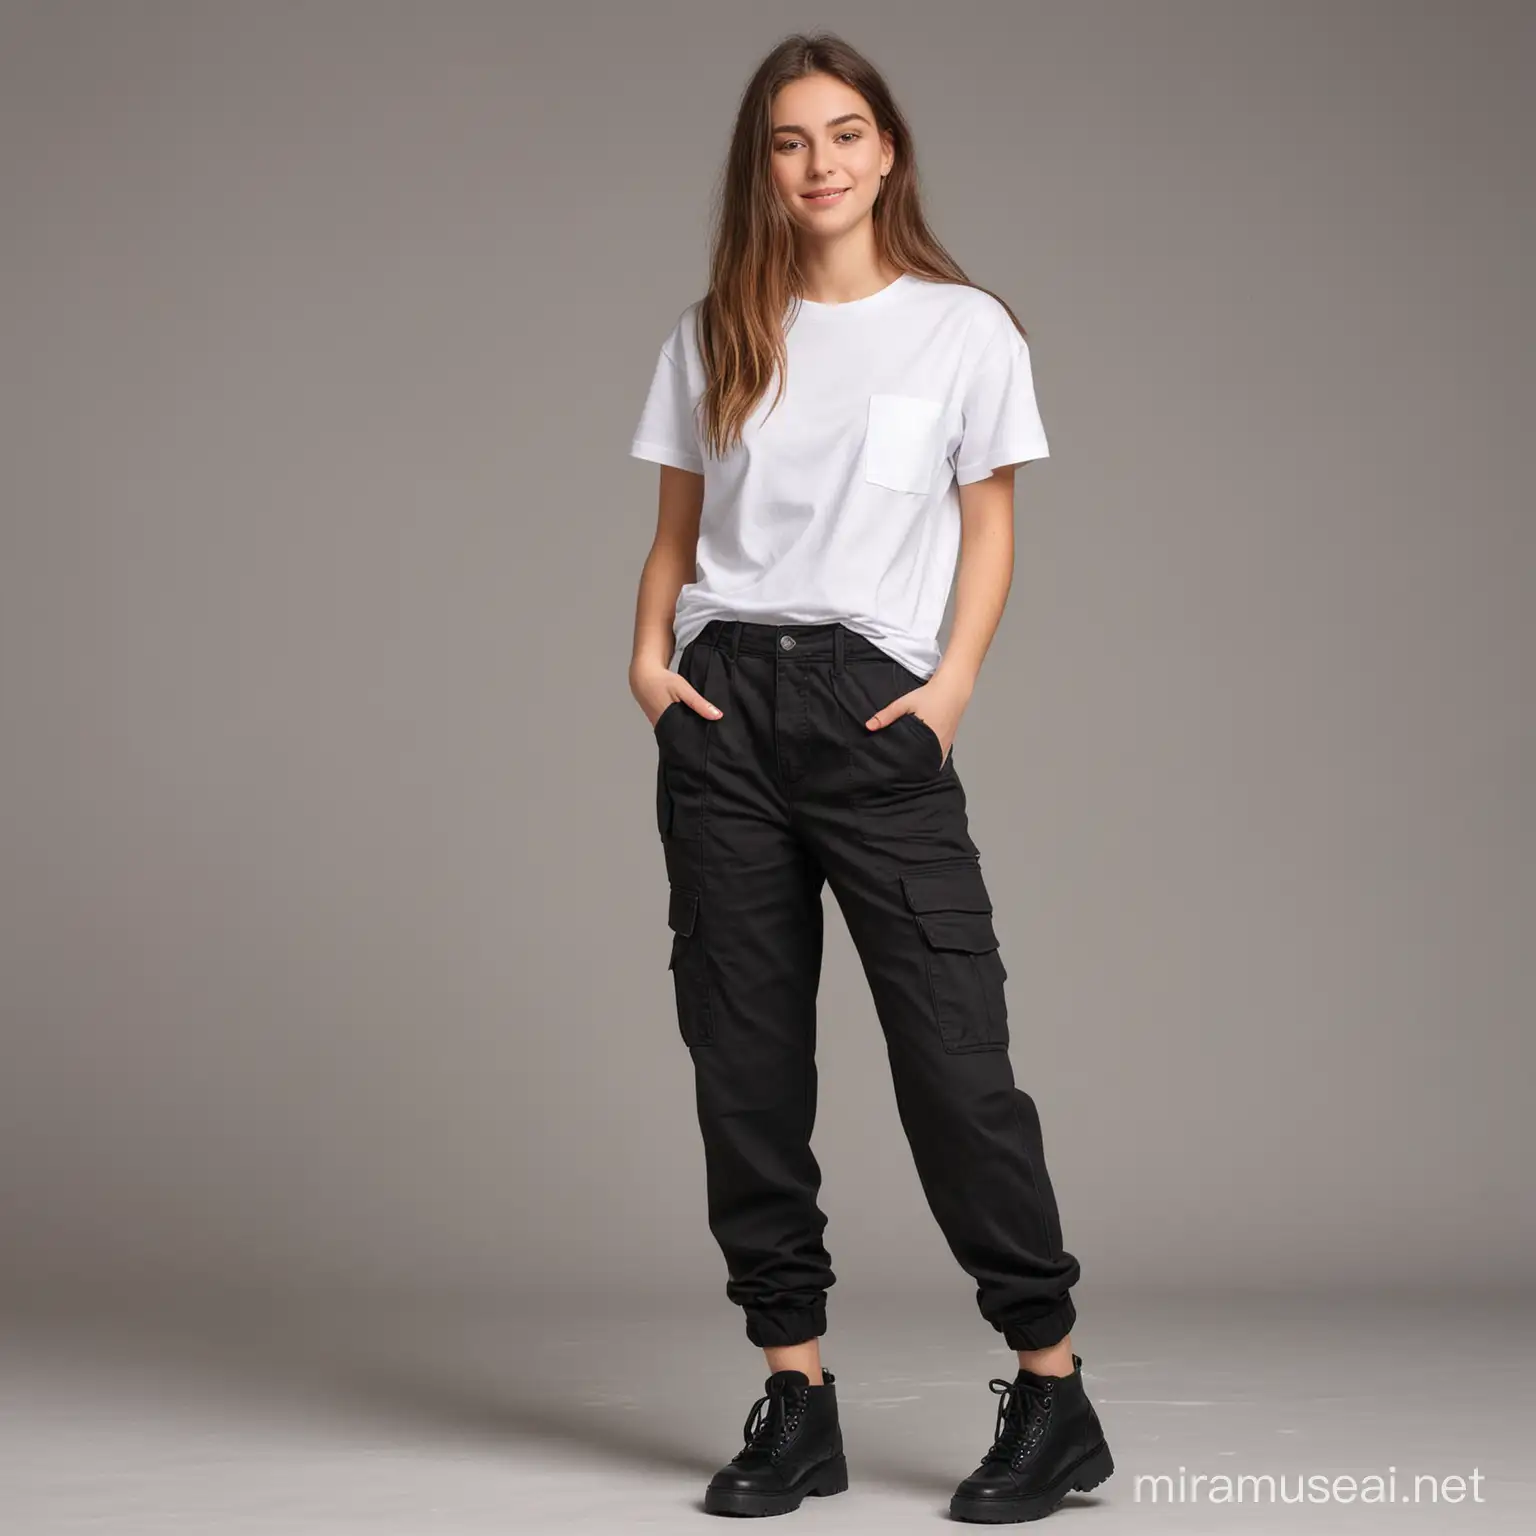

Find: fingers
[681,684,723,719]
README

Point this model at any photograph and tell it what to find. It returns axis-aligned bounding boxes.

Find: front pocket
[665,885,715,1046]
[655,758,672,839]
[653,699,684,741]
[885,662,948,776]
[900,859,1009,1052]
[895,709,946,774]
[655,641,718,842]
[864,393,945,494]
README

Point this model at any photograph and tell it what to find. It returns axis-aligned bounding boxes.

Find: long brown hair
[693,30,1030,459]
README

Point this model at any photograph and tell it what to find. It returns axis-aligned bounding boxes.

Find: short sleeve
[629,324,704,475]
[953,325,1050,485]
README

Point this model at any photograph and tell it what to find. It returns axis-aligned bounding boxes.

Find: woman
[627,31,1114,1524]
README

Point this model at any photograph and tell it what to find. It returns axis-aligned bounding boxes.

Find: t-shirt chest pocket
[863,392,947,494]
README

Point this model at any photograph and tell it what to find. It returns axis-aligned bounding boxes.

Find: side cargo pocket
[666,885,715,1046]
[899,858,1009,1053]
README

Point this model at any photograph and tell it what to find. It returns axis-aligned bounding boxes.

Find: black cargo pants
[652,618,1080,1353]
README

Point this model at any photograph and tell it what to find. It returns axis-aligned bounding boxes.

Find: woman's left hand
[865,675,972,766]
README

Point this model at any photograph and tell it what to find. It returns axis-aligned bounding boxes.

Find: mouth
[801,187,850,204]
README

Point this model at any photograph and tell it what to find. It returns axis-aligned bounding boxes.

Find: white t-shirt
[628,272,1050,678]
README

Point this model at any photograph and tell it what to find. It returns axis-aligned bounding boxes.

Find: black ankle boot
[703,1366,849,1517]
[949,1353,1114,1523]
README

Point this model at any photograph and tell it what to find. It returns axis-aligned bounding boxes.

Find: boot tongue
[740,1369,810,1456]
[1014,1366,1060,1388]
[765,1368,810,1392]
[1016,1354,1077,1389]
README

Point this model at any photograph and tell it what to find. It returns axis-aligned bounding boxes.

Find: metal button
[779,634,796,650]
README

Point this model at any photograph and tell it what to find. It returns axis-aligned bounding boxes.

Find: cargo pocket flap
[899,861,992,915]
[902,861,998,954]
[914,909,999,954]
[667,886,699,937]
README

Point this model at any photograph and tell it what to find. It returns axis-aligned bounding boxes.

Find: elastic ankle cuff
[997,1295,1077,1352]
[744,1300,828,1348]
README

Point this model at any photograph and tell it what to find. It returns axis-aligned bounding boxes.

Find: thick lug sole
[949,1440,1114,1523]
[704,1452,849,1516]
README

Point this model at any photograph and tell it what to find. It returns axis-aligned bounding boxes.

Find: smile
[802,188,849,203]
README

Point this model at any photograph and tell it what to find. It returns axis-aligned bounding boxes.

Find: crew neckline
[793,272,915,314]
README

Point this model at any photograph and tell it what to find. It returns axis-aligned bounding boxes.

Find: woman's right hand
[631,662,723,729]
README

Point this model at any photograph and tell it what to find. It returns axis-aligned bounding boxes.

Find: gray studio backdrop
[1,0,1530,1325]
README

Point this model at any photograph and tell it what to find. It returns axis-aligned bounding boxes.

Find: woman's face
[768,73,893,240]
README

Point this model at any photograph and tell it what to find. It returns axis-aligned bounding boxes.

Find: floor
[3,1288,1530,1532]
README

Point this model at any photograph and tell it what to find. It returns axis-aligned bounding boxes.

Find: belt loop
[728,620,743,665]
[833,624,845,677]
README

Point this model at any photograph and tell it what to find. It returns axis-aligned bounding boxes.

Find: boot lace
[983,1375,1056,1468]
[741,1383,807,1463]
